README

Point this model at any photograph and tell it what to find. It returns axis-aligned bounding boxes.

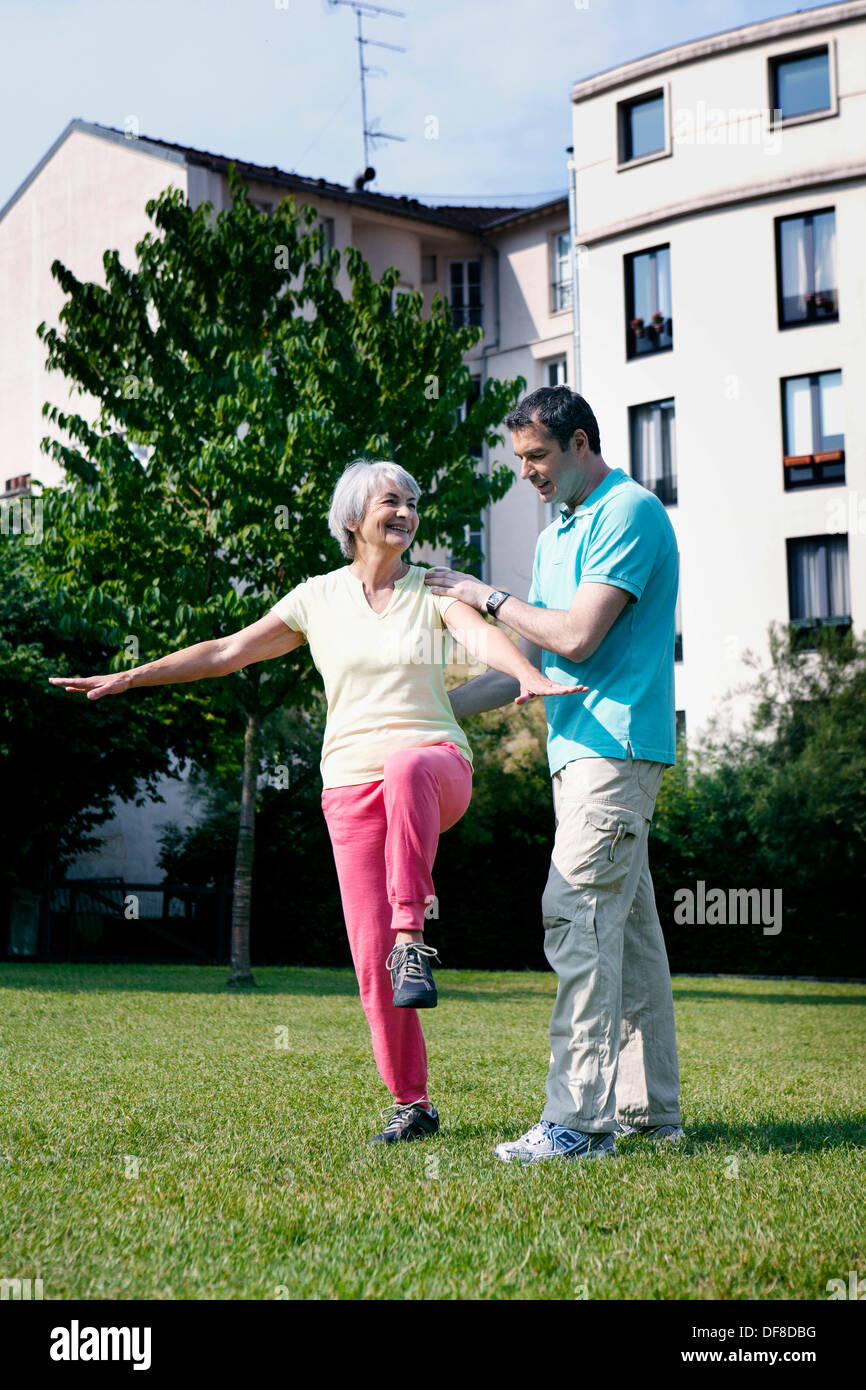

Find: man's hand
[424,567,492,613]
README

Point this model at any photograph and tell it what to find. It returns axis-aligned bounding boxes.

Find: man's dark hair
[504,385,601,455]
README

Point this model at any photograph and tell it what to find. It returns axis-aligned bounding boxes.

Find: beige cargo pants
[540,748,681,1133]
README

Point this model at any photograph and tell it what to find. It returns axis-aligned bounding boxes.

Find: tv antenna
[327,1,406,175]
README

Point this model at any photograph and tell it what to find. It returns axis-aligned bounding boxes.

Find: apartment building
[568,0,866,736]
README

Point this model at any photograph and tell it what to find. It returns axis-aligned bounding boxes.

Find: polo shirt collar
[557,468,624,530]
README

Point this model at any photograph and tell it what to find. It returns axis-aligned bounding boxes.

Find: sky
[0,0,824,212]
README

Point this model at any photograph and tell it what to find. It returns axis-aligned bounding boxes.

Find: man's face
[510,419,588,510]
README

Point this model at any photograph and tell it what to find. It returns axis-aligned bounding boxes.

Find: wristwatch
[485,589,511,616]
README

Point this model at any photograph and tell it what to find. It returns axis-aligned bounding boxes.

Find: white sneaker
[494,1120,616,1163]
[617,1122,685,1144]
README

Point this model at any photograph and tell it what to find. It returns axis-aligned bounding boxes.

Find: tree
[35,166,523,985]
[0,534,211,925]
[651,623,866,975]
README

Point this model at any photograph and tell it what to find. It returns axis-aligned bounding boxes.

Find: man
[424,384,683,1162]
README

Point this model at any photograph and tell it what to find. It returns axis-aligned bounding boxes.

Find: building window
[674,576,683,663]
[545,358,568,388]
[390,284,414,311]
[782,370,844,490]
[787,534,850,643]
[630,399,677,507]
[625,245,672,358]
[421,254,437,283]
[448,521,484,580]
[551,232,572,311]
[456,376,483,459]
[449,260,482,328]
[618,89,666,165]
[675,709,686,742]
[776,210,837,328]
[317,217,335,263]
[4,474,31,496]
[770,46,832,122]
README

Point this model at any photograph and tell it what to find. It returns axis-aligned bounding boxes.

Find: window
[675,709,686,742]
[782,370,844,489]
[618,90,666,165]
[546,358,568,388]
[448,521,484,580]
[787,535,850,641]
[776,210,837,328]
[421,254,437,283]
[674,576,683,663]
[552,232,572,312]
[318,217,335,263]
[625,245,672,358]
[390,284,414,311]
[4,474,31,495]
[449,260,482,328]
[630,399,677,507]
[771,46,832,121]
[456,376,483,459]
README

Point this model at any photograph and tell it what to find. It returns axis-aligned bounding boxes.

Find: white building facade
[568,0,866,737]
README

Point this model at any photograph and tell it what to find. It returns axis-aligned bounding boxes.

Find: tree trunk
[227,710,259,987]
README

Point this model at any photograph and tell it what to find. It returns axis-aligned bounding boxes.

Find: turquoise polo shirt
[527,467,678,774]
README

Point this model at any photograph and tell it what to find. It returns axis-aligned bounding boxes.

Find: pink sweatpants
[320,742,472,1105]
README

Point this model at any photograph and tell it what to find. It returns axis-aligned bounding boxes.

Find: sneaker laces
[385,942,440,977]
[378,1101,429,1135]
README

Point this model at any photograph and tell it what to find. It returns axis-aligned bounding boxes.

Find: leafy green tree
[651,624,866,975]
[0,535,210,925]
[35,166,523,984]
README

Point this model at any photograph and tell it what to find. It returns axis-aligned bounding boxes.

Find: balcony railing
[783,449,845,489]
[627,315,673,358]
[781,289,838,327]
[450,304,483,329]
[552,279,573,312]
[789,614,852,649]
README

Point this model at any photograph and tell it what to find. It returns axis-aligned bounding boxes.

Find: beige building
[568,0,866,737]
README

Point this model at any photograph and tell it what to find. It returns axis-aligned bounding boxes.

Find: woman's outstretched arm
[442,600,586,706]
[49,613,305,701]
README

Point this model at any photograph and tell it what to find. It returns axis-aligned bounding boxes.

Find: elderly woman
[51,459,582,1146]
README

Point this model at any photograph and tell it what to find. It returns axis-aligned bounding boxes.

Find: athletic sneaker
[494,1120,615,1163]
[369,1103,440,1145]
[617,1122,685,1143]
[385,942,440,1008]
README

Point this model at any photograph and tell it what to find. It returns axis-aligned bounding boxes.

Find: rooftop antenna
[327,1,406,180]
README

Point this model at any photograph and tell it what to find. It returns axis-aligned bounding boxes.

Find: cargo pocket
[543,890,599,967]
[552,803,644,892]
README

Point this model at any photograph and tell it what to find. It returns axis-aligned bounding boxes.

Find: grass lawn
[0,964,863,1301]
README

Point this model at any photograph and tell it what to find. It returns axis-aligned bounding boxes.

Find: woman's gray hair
[328,458,421,560]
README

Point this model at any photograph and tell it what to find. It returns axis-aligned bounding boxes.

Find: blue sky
[1,0,816,210]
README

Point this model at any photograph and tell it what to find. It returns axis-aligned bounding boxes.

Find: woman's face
[353,483,420,554]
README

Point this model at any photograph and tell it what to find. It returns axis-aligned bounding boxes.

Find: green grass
[1,964,863,1300]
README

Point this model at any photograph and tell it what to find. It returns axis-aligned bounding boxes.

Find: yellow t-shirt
[270,564,473,789]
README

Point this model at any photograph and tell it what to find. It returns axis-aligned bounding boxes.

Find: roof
[0,118,537,233]
[571,0,866,102]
